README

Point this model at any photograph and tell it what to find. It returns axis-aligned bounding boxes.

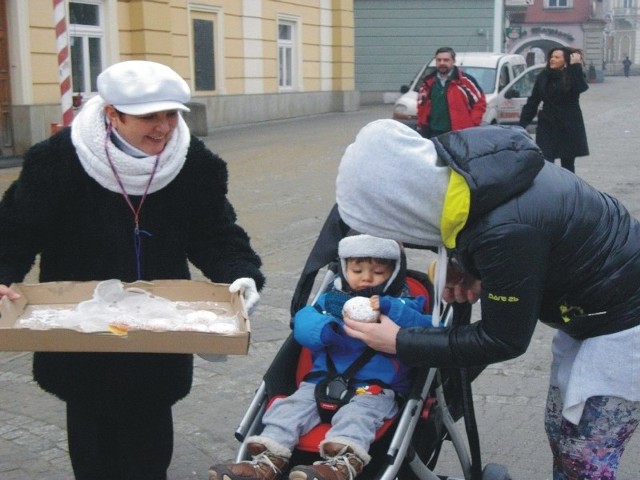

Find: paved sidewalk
[1,76,640,479]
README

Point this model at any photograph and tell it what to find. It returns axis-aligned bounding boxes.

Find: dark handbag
[314,374,355,423]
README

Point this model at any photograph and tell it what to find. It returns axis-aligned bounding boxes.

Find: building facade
[504,0,606,77]
[2,0,356,157]
[353,0,496,104]
[603,0,640,74]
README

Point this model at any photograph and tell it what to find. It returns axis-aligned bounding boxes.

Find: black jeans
[66,400,173,480]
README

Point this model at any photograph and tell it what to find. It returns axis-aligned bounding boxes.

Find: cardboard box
[0,280,250,354]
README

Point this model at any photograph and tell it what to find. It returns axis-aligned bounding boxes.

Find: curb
[0,157,23,169]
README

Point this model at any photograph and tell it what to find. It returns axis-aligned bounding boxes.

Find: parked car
[493,63,545,133]
[392,52,527,129]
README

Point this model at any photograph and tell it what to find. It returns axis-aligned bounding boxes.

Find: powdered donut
[343,296,379,323]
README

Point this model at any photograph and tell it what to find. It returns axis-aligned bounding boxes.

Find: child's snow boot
[288,442,365,480]
[209,442,289,480]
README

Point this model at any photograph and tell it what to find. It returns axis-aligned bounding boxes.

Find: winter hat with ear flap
[337,234,407,296]
[336,119,450,248]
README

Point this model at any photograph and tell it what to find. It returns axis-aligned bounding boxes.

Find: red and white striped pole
[53,0,74,127]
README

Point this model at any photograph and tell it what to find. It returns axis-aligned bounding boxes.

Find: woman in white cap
[335,119,640,479]
[0,60,264,479]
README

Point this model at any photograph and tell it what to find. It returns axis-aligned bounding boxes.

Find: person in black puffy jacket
[335,119,640,479]
[0,61,264,480]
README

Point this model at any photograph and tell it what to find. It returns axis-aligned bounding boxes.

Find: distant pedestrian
[416,47,486,138]
[623,56,632,77]
[519,47,589,174]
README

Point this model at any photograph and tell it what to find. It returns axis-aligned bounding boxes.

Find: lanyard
[104,123,160,280]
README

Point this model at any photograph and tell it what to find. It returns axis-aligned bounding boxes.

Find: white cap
[97,60,191,115]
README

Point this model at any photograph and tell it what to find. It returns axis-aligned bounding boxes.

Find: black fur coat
[0,128,264,405]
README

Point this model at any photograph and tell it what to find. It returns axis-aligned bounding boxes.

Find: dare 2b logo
[487,293,519,303]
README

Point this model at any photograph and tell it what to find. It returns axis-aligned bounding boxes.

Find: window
[498,65,510,91]
[193,18,216,91]
[545,0,572,7]
[512,63,526,78]
[190,7,221,92]
[509,67,541,98]
[69,0,104,94]
[624,0,633,7]
[278,20,296,90]
[459,67,494,94]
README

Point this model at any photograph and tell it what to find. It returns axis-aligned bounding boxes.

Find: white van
[494,63,545,133]
[392,52,527,129]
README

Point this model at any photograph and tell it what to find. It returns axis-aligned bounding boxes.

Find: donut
[108,323,129,336]
[343,296,379,323]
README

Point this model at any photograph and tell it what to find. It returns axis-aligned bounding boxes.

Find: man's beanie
[336,119,450,248]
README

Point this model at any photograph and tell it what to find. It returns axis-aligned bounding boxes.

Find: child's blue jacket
[293,287,431,394]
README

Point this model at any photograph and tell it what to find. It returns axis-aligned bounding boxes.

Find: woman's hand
[343,314,399,354]
[229,278,259,315]
[443,269,481,304]
[0,284,20,301]
[570,52,583,65]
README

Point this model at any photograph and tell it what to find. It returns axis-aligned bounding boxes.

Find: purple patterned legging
[545,385,640,479]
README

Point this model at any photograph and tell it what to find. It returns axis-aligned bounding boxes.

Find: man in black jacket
[335,119,640,479]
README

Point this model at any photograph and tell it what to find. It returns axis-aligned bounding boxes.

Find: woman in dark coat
[0,61,265,480]
[519,47,589,173]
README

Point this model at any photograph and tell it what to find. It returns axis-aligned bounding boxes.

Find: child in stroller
[209,234,433,480]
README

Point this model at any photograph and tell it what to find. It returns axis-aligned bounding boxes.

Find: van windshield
[458,67,496,94]
[414,66,496,95]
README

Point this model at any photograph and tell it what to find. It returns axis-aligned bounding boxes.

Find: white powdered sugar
[17,279,240,334]
[343,296,379,323]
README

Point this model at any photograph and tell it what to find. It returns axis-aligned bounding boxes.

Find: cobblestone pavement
[1,76,640,479]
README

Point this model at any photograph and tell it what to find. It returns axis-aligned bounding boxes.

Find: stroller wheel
[482,463,512,480]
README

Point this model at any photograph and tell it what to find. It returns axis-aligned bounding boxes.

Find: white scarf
[71,95,190,195]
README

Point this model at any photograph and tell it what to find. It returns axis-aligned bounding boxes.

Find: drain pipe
[494,0,504,53]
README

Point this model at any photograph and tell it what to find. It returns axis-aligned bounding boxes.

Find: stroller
[232,205,512,480]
